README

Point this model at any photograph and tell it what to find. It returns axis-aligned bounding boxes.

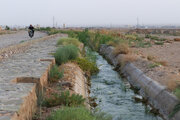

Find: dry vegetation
[118,54,137,67]
[174,38,180,42]
[147,55,156,61]
[167,74,180,91]
[0,30,16,35]
[113,43,130,56]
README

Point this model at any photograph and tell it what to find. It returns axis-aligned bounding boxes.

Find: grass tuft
[73,57,99,75]
[54,45,79,65]
[154,41,164,45]
[113,43,130,56]
[47,106,112,120]
[49,65,63,82]
[57,37,81,48]
[42,91,85,107]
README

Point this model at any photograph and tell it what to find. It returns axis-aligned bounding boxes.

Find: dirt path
[0,30,47,49]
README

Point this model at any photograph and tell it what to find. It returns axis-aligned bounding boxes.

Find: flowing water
[90,53,163,120]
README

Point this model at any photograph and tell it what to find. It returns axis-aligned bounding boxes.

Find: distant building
[35,24,40,29]
[63,24,66,29]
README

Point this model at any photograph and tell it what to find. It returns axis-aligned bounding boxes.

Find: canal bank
[99,44,180,120]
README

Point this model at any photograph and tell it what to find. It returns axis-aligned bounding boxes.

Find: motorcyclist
[28,24,34,34]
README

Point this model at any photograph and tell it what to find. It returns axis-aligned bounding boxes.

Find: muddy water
[90,53,162,120]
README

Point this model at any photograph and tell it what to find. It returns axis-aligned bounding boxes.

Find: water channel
[90,53,163,120]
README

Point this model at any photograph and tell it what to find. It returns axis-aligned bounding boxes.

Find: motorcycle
[28,29,34,38]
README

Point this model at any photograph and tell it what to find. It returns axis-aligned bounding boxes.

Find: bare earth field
[132,36,180,91]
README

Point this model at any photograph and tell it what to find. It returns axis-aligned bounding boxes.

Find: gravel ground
[132,41,180,90]
[0,30,47,49]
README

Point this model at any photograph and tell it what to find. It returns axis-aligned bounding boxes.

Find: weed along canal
[90,53,163,120]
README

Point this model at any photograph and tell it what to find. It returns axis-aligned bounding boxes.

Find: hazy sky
[0,0,180,27]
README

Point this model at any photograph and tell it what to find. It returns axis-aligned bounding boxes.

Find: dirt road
[0,30,47,49]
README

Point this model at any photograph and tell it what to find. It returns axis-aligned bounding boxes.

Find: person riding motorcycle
[28,24,34,34]
[28,24,35,38]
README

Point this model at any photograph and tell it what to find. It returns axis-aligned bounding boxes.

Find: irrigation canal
[90,53,163,120]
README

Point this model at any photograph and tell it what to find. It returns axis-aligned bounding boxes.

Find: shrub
[148,63,160,68]
[113,43,130,56]
[135,41,152,48]
[107,38,127,47]
[125,34,137,40]
[59,30,78,38]
[77,28,90,46]
[57,38,81,47]
[154,41,164,45]
[48,29,60,35]
[147,55,155,61]
[145,34,151,38]
[167,75,180,91]
[46,107,94,120]
[42,91,85,107]
[121,54,137,64]
[49,65,63,82]
[136,36,144,41]
[54,45,79,65]
[159,38,166,41]
[47,106,112,120]
[73,58,99,75]
[150,36,159,40]
[37,27,60,35]
[118,54,137,67]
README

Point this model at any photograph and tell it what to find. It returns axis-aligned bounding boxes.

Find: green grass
[49,65,63,82]
[42,91,85,107]
[47,106,112,120]
[57,37,81,48]
[73,57,99,75]
[136,41,152,48]
[154,41,164,45]
[148,63,160,68]
[46,107,94,120]
[54,45,79,65]
[19,40,25,43]
[77,29,113,51]
[37,27,61,35]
